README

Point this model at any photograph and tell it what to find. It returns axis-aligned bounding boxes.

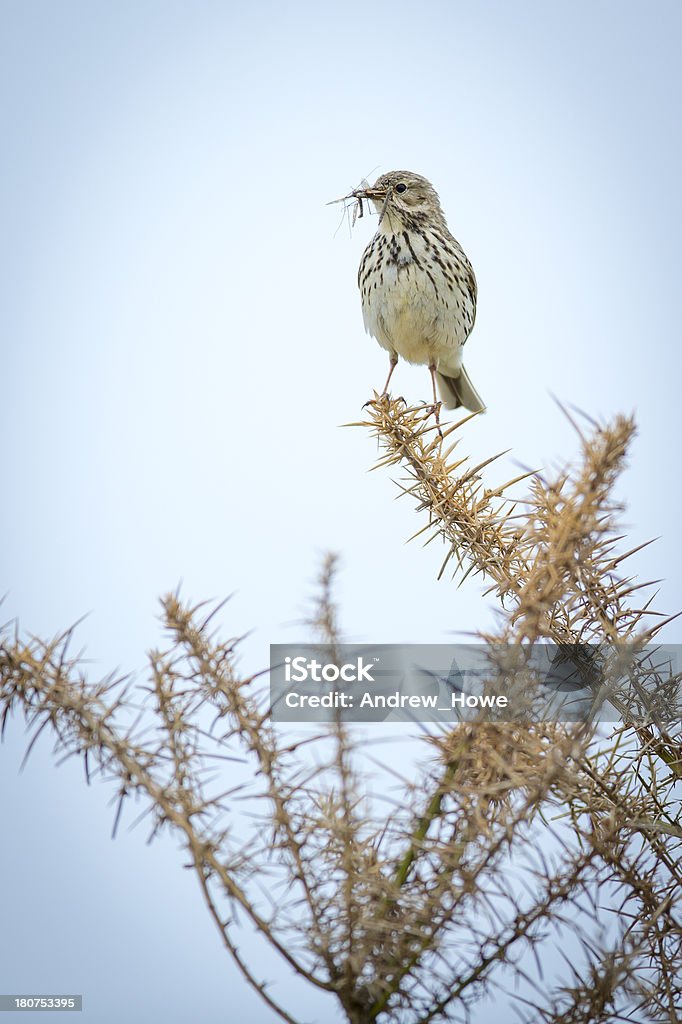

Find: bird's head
[352,171,446,231]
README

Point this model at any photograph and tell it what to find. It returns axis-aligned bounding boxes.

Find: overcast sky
[2,1,681,1021]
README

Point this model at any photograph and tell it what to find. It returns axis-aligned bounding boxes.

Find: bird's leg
[381,355,399,397]
[364,354,399,409]
[428,364,443,435]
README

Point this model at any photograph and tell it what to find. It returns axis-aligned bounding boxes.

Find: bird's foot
[363,391,405,410]
[424,401,444,438]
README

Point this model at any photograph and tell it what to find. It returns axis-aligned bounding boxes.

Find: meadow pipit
[351,171,484,413]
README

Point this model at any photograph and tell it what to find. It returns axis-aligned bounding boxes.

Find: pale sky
[2,1,681,1021]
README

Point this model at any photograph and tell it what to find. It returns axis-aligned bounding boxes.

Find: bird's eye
[395,183,407,193]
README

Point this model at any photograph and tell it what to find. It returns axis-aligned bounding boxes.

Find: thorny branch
[1,398,680,1023]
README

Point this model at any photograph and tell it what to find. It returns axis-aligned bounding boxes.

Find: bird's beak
[351,186,386,201]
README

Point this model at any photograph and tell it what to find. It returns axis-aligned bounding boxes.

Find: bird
[352,171,484,413]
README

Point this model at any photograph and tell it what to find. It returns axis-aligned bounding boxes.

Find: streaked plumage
[353,171,484,413]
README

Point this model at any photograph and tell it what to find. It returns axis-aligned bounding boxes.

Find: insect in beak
[351,196,364,228]
[351,185,392,225]
[326,179,390,228]
[326,182,370,230]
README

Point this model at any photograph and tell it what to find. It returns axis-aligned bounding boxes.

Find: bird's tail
[436,366,486,413]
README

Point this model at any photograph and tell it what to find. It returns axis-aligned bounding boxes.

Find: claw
[424,401,444,438]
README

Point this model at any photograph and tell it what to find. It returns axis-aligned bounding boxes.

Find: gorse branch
[358,396,682,779]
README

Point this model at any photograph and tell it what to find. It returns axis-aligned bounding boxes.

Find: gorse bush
[1,398,680,1023]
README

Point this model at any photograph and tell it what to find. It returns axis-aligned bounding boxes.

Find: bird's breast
[358,230,474,367]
